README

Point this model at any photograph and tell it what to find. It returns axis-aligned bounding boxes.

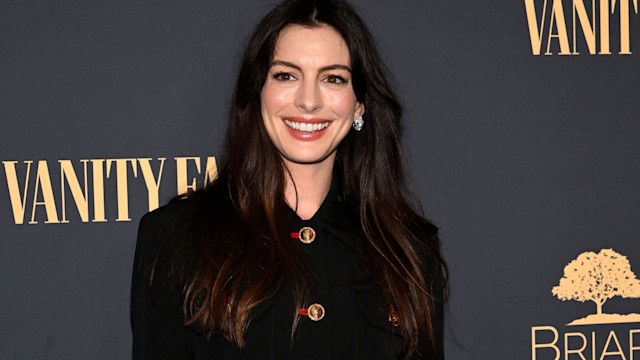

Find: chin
[282,152,334,166]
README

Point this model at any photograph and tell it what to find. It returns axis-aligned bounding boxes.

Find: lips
[282,117,331,141]
[284,119,330,132]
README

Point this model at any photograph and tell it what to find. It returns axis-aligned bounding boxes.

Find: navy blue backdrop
[1,1,639,359]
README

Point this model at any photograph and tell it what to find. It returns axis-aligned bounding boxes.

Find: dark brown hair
[180,0,446,357]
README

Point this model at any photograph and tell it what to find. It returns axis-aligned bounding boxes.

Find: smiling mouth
[284,120,330,133]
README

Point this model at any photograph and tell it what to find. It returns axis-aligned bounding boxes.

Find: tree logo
[552,248,640,325]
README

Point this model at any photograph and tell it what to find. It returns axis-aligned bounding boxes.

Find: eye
[323,75,348,84]
[272,72,297,81]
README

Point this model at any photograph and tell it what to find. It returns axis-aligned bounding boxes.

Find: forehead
[273,24,350,66]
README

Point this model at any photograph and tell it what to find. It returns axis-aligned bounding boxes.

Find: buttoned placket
[291,218,328,322]
[279,178,402,358]
[288,214,335,357]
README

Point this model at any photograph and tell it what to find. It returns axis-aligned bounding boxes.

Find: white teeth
[284,120,330,132]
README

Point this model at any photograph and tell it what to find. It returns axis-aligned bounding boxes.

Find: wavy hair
[180,0,446,357]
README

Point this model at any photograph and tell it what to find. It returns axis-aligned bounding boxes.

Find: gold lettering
[29,161,60,224]
[526,0,638,56]
[59,160,89,223]
[4,155,216,224]
[175,156,217,194]
[565,332,588,360]
[3,160,32,225]
[203,156,218,186]
[600,330,626,360]
[617,0,639,54]
[631,329,640,360]
[600,0,612,53]
[176,157,197,194]
[91,159,107,222]
[525,0,549,55]
[138,158,166,211]
[546,0,572,55]
[532,326,560,360]
[573,0,597,54]
[106,158,137,222]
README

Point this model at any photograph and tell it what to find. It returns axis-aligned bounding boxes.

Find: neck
[283,160,334,220]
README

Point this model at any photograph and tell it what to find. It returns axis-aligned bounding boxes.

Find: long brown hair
[179,0,446,357]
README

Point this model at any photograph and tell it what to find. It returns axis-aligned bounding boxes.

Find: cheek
[260,89,274,142]
[261,83,291,119]
[327,92,359,119]
[260,86,276,118]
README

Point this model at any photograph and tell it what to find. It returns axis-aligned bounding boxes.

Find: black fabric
[131,182,444,359]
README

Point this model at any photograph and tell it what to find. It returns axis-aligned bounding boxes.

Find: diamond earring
[352,115,364,131]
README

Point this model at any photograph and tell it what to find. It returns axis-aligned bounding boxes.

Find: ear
[355,102,365,118]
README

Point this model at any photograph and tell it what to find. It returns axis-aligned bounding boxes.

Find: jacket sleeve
[131,208,194,360]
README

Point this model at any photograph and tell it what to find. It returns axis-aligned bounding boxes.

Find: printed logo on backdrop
[1,157,217,224]
[531,248,640,359]
[524,0,639,55]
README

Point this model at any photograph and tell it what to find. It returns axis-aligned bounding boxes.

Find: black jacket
[131,185,444,359]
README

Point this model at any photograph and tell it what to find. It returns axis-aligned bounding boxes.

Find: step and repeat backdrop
[1,1,639,359]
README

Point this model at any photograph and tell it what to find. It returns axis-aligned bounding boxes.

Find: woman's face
[261,24,364,168]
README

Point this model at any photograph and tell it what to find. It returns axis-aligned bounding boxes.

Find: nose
[294,79,323,113]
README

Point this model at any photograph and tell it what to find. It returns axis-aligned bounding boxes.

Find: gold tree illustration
[552,248,640,315]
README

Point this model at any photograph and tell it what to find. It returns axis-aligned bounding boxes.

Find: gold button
[307,303,325,321]
[298,226,316,244]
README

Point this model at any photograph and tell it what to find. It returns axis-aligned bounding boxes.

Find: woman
[131,0,446,359]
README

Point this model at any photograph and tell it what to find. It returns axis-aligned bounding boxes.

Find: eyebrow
[270,60,352,73]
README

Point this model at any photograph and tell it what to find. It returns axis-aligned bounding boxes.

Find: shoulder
[136,198,197,256]
[139,197,197,231]
[133,191,222,287]
[137,184,227,248]
[134,184,236,271]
